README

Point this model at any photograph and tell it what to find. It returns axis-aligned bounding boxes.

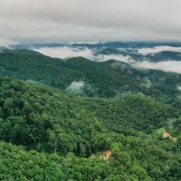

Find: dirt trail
[163,130,177,142]
[102,150,112,161]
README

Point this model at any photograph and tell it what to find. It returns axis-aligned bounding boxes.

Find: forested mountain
[71,41,181,49]
[0,50,181,106]
[1,49,181,180]
[1,75,181,180]
[7,41,181,50]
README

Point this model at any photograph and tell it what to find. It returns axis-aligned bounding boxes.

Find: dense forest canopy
[0,49,181,105]
[1,49,181,180]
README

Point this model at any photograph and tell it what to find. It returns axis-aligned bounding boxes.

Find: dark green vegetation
[1,50,181,180]
[0,50,181,105]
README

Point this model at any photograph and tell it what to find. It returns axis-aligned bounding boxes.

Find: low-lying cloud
[177,86,181,91]
[33,47,94,59]
[66,81,85,93]
[34,46,133,63]
[138,46,181,55]
[95,54,131,62]
[141,77,152,88]
[133,61,181,74]
[34,46,181,74]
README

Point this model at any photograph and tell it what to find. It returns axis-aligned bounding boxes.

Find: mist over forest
[0,41,181,180]
[31,42,181,73]
[1,0,181,179]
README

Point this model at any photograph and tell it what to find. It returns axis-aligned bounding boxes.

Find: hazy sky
[0,0,181,44]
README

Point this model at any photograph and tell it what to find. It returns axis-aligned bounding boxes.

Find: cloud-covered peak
[34,45,181,74]
[138,46,181,55]
[34,47,94,59]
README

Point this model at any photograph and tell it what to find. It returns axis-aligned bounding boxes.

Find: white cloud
[34,46,133,63]
[0,38,18,48]
[34,46,181,74]
[133,61,181,74]
[34,47,94,59]
[0,0,181,42]
[138,46,181,55]
[66,81,85,93]
[177,86,181,91]
[141,77,152,88]
[95,54,132,62]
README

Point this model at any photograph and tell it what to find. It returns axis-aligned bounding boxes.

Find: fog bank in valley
[138,46,181,55]
[34,46,181,74]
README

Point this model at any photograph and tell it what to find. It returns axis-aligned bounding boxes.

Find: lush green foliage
[1,50,181,180]
[0,51,181,105]
[0,76,181,180]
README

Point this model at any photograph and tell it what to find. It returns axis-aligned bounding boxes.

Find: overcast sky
[0,0,181,45]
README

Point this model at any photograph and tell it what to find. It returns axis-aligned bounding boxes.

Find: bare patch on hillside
[163,130,177,142]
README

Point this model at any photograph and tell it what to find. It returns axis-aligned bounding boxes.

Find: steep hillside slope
[0,51,181,105]
[1,76,181,180]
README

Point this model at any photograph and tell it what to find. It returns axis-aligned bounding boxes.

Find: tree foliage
[0,76,181,180]
[1,51,181,180]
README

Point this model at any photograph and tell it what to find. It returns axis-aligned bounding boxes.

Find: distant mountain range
[1,43,181,180]
[1,41,181,63]
[2,41,181,49]
[0,48,181,105]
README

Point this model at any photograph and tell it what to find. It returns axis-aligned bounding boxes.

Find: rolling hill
[0,50,181,106]
[1,48,181,180]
